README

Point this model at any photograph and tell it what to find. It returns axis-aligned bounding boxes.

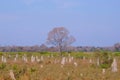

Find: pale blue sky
[0,0,120,47]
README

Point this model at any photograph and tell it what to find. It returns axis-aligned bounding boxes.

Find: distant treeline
[0,43,120,52]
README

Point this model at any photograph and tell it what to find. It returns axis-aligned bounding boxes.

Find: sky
[0,0,120,47]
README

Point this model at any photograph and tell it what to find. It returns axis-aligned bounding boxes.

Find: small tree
[100,52,113,69]
[47,27,75,55]
[114,43,120,52]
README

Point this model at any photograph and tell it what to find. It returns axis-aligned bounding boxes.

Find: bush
[99,52,113,69]
[0,63,6,69]
[30,67,36,73]
[114,52,120,56]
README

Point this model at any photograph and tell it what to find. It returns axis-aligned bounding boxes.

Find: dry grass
[0,52,120,80]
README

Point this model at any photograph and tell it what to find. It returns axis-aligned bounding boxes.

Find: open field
[0,52,120,80]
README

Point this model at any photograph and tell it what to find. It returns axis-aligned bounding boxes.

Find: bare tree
[40,44,48,51]
[47,27,75,55]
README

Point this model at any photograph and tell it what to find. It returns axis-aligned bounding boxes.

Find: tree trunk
[58,44,62,56]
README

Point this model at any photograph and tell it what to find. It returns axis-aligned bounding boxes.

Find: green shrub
[0,63,6,69]
[30,67,36,73]
[99,52,113,69]
[12,64,18,70]
[114,52,120,56]
[0,52,3,56]
[100,63,111,69]
[14,66,27,79]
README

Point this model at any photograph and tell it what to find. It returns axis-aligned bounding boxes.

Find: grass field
[0,52,120,80]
